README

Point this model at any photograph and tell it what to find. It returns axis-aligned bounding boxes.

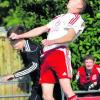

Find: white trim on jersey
[14,62,38,78]
[68,14,80,25]
[58,48,72,78]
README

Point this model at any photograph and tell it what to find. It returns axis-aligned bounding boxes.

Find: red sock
[67,95,78,100]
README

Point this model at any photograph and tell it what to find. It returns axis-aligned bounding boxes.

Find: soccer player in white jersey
[10,0,86,100]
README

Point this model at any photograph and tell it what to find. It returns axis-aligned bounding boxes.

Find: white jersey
[43,13,85,51]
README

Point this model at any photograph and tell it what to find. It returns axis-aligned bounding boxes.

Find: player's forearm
[13,62,38,78]
[18,25,49,39]
[53,28,76,44]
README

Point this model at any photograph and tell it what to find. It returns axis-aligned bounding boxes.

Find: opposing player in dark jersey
[3,25,42,100]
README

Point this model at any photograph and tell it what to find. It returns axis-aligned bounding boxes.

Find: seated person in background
[76,55,100,90]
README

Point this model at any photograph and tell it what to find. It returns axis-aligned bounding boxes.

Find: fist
[9,33,19,40]
[42,39,55,46]
[2,74,14,82]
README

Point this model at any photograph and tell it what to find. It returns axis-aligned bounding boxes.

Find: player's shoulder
[24,39,42,52]
[66,13,84,25]
[66,13,80,18]
[53,14,64,19]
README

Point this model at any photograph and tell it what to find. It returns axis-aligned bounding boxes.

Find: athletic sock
[67,95,78,100]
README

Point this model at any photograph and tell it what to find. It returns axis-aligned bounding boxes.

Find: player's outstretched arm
[10,25,49,40]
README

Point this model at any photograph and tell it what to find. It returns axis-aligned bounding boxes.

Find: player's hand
[88,82,97,90]
[9,33,19,40]
[42,39,55,46]
[2,74,14,82]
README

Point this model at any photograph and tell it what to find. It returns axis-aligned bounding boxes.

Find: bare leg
[59,78,75,98]
[41,83,55,100]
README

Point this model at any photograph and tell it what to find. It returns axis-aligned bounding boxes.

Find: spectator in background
[76,55,100,90]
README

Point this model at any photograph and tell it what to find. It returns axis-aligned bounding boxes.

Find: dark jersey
[13,39,42,81]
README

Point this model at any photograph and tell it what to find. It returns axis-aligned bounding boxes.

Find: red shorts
[39,47,72,84]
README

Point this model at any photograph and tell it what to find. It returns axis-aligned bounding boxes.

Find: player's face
[10,39,24,50]
[67,0,83,13]
[84,59,94,70]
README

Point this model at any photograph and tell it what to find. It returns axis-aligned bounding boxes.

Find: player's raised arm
[10,25,49,39]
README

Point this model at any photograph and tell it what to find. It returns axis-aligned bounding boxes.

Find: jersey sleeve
[47,20,54,29]
[67,15,85,34]
[13,62,39,78]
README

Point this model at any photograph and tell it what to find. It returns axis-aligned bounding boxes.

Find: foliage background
[0,0,100,90]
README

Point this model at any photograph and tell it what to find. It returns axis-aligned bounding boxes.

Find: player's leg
[42,83,55,100]
[29,88,41,100]
[30,68,42,100]
[39,68,56,100]
[29,69,42,100]
[53,83,62,100]
[40,51,59,100]
[49,49,78,100]
[59,78,78,100]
